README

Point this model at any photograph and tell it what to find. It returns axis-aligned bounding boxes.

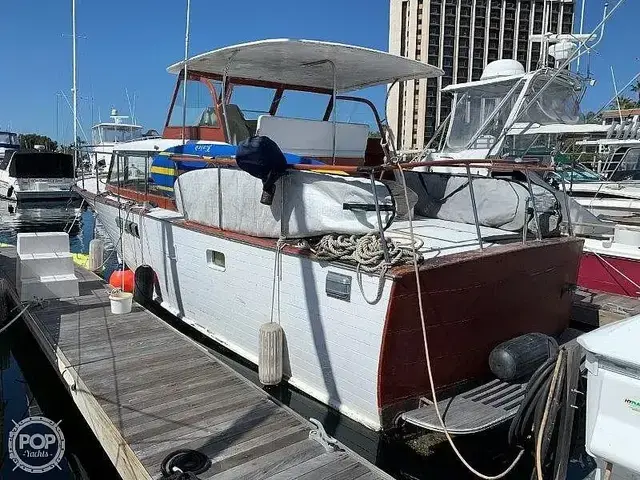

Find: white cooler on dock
[16,232,79,301]
[578,316,640,480]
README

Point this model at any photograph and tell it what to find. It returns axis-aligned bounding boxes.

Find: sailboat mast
[72,0,78,169]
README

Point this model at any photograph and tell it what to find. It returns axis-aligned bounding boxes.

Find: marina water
[0,199,119,478]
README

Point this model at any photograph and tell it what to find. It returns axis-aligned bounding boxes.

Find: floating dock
[0,246,391,480]
[571,286,640,328]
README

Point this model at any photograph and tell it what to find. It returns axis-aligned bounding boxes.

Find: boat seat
[400,378,527,435]
[225,104,252,144]
[256,115,369,161]
[198,107,218,127]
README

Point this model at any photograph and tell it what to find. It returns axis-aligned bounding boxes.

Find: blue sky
[0,0,637,142]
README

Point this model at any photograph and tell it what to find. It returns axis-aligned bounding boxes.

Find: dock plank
[571,287,640,327]
[0,247,391,480]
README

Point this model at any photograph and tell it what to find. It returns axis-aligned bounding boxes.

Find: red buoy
[109,269,135,293]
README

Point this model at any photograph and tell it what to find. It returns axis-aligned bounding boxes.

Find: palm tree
[584,111,602,124]
[611,96,638,111]
[632,80,640,104]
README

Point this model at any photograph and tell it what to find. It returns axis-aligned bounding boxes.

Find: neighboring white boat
[76,39,583,432]
[0,149,78,201]
[562,137,640,219]
[88,109,148,174]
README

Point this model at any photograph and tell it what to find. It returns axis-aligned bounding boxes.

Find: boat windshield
[551,163,602,183]
[518,75,581,125]
[92,125,143,144]
[618,148,640,172]
[168,78,222,127]
[0,132,18,146]
[446,80,524,152]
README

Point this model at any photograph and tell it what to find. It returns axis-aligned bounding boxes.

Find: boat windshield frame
[91,124,143,145]
[163,70,388,142]
[549,162,603,183]
[0,131,19,148]
[443,69,583,156]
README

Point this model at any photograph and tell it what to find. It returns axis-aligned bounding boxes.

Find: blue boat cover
[150,142,324,193]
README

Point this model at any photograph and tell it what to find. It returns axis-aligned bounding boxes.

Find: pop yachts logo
[8,416,65,473]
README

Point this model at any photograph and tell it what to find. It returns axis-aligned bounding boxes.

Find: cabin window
[168,79,221,127]
[446,81,523,152]
[619,148,640,172]
[229,85,276,121]
[206,250,225,271]
[334,95,382,134]
[92,125,142,144]
[276,90,330,120]
[520,76,581,126]
[0,132,18,146]
[108,153,154,193]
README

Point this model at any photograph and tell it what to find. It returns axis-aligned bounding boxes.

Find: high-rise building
[388,0,575,151]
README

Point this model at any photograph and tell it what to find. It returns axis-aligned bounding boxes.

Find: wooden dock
[571,287,640,328]
[0,246,392,480]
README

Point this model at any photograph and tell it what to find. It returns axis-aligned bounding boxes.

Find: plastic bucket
[109,291,133,314]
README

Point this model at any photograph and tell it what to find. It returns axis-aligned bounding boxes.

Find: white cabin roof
[577,138,640,147]
[167,39,443,92]
[508,123,611,136]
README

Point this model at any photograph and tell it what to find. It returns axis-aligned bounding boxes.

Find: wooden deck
[0,246,391,480]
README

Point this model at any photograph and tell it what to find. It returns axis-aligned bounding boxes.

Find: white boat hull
[94,199,392,431]
[574,197,640,220]
[0,178,78,201]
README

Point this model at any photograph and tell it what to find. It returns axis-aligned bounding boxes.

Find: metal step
[400,378,527,435]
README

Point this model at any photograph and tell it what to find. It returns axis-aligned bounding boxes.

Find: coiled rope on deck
[313,233,423,304]
[161,449,211,480]
[313,233,423,272]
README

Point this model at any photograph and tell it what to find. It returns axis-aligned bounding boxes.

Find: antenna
[181,0,191,144]
[611,66,624,123]
[125,88,134,123]
[132,92,137,125]
[72,0,78,169]
[577,0,587,71]
[593,70,640,116]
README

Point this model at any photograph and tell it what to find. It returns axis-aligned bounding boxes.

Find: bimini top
[167,39,443,92]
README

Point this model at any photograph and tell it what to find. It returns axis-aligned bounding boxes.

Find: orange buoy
[109,269,135,293]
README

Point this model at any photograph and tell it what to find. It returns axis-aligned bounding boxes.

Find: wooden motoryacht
[75,39,582,432]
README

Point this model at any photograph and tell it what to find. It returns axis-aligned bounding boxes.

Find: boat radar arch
[480,59,525,80]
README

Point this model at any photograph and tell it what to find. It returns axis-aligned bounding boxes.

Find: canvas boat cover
[401,171,561,236]
[174,168,395,238]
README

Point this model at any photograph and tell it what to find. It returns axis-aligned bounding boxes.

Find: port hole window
[206,250,225,271]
